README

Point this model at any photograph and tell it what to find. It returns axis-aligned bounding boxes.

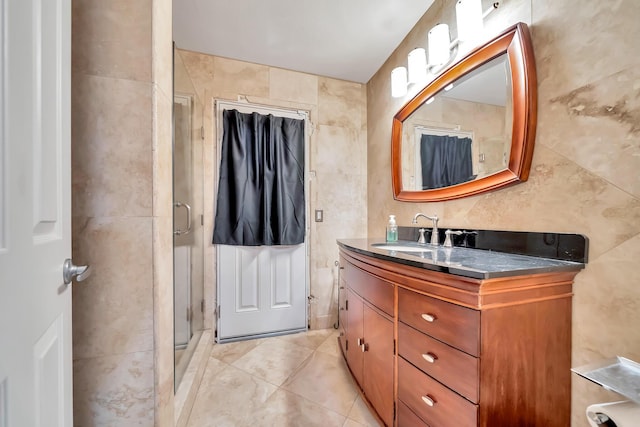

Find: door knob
[63,259,92,285]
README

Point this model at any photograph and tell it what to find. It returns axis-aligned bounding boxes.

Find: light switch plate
[315,210,323,222]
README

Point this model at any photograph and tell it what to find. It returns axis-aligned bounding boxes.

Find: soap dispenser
[386,215,398,242]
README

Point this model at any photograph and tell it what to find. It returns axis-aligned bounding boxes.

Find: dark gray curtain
[212,109,305,246]
[420,134,473,189]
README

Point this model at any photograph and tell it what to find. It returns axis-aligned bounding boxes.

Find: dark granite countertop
[337,237,586,280]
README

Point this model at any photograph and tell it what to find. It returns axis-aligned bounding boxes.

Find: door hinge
[345,300,348,311]
[393,401,396,422]
[200,126,205,140]
[345,340,348,351]
[200,214,204,226]
[186,307,191,322]
[217,305,221,319]
[393,339,396,355]
[201,299,205,313]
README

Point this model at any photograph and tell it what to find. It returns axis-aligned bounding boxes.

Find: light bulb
[456,0,483,42]
[391,67,408,98]
[428,24,451,66]
[408,48,427,84]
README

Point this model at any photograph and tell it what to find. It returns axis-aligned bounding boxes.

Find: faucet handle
[417,228,427,245]
[443,229,464,247]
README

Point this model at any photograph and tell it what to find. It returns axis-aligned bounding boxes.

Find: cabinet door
[363,305,394,427]
[346,289,364,387]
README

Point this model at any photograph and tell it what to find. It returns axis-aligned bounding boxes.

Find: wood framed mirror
[391,23,537,202]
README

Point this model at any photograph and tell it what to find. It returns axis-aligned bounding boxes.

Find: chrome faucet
[412,213,439,245]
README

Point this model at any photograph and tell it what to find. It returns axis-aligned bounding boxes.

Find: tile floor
[185,329,381,427]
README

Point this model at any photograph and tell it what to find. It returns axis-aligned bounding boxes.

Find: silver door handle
[63,259,92,285]
[174,202,192,236]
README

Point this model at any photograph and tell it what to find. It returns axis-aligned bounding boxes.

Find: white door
[217,245,307,341]
[0,0,73,426]
[215,101,309,342]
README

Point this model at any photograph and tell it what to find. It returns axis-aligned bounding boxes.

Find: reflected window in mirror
[391,23,536,202]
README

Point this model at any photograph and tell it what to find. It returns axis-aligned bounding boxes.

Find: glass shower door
[173,61,205,388]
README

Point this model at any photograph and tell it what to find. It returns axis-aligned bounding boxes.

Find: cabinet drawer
[397,400,429,427]
[398,287,479,356]
[344,261,394,316]
[398,357,478,427]
[398,322,479,403]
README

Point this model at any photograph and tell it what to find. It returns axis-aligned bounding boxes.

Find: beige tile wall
[176,49,368,332]
[366,0,640,426]
[71,0,174,425]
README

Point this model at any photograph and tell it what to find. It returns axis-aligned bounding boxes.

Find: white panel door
[0,0,72,426]
[217,244,307,341]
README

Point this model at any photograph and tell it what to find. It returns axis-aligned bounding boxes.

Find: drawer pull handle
[421,395,436,407]
[421,313,437,322]
[422,352,437,363]
[357,338,364,346]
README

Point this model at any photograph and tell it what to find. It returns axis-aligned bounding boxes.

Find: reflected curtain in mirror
[213,109,305,246]
[420,134,473,189]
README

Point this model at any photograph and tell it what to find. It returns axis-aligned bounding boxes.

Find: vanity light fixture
[391,1,500,98]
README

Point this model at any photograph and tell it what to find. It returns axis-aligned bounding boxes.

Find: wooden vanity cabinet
[338,246,580,427]
[339,256,394,427]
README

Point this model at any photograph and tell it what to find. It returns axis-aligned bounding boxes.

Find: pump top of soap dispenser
[389,215,396,224]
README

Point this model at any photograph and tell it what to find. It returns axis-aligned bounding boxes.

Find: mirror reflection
[401,55,512,190]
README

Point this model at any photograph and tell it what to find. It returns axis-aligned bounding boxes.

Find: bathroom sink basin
[371,243,432,252]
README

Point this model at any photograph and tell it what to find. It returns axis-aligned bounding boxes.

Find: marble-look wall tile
[71,0,152,82]
[153,87,174,218]
[152,215,175,427]
[202,88,217,331]
[532,0,640,99]
[72,216,153,359]
[315,125,364,176]
[572,235,640,365]
[318,77,364,128]
[152,0,172,101]
[269,68,319,105]
[542,68,640,198]
[178,50,216,106]
[73,350,155,426]
[72,74,153,218]
[212,57,270,99]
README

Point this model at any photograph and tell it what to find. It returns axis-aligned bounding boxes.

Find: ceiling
[173,0,435,83]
